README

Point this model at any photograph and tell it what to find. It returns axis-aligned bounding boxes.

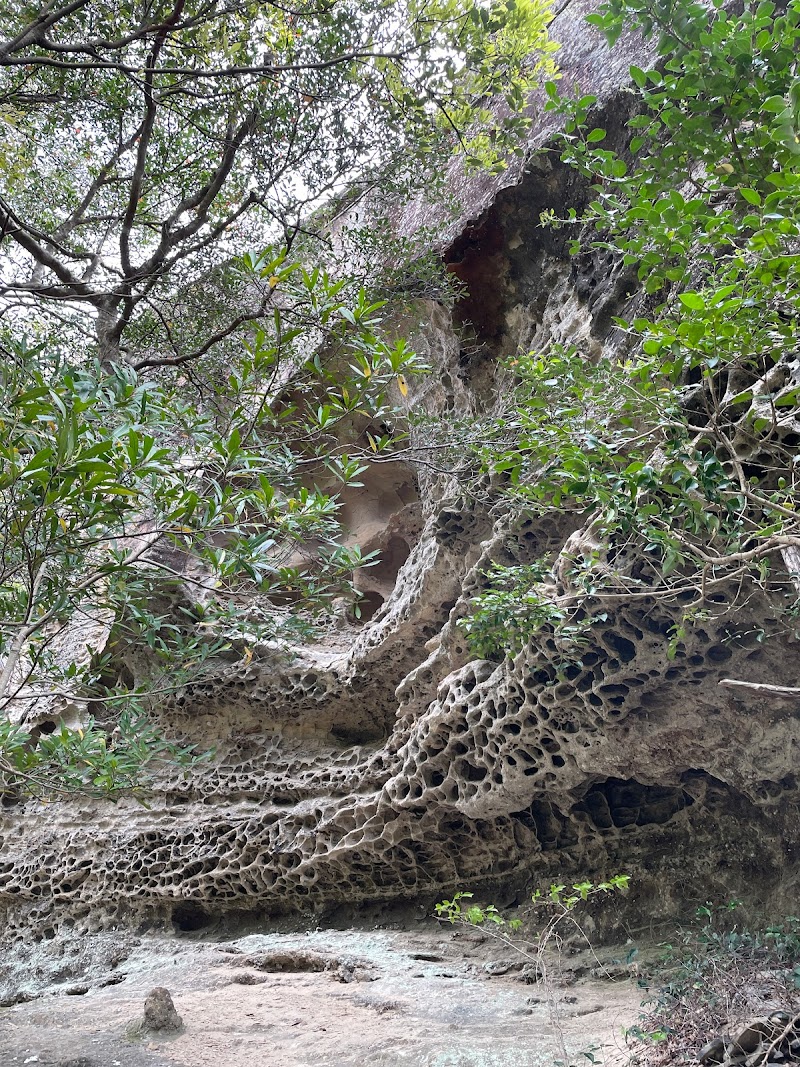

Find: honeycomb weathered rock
[2,0,800,969]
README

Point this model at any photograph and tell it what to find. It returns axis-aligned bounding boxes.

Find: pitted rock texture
[141,987,183,1033]
[2,0,800,964]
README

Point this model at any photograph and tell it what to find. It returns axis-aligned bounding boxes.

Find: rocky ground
[0,923,643,1067]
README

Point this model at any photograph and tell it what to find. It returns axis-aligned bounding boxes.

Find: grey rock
[142,986,183,1033]
[731,1019,772,1055]
[698,1035,728,1065]
[483,959,514,976]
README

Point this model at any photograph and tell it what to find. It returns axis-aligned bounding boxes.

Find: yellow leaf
[268,275,280,289]
[397,374,408,398]
[242,647,253,666]
[58,516,68,533]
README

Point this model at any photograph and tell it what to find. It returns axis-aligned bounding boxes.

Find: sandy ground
[0,925,644,1067]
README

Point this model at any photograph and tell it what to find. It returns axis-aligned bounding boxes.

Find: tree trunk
[96,305,123,368]
[782,545,800,597]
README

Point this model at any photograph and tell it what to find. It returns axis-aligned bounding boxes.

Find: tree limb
[719,678,800,695]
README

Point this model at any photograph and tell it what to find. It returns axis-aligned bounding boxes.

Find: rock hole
[356,590,385,622]
[459,762,487,783]
[172,901,212,932]
[601,631,636,662]
[707,644,732,663]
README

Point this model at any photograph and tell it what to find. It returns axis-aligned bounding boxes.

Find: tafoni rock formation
[1,0,798,985]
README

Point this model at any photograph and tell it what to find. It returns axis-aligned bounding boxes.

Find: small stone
[230,973,267,986]
[768,1011,791,1026]
[732,1020,772,1055]
[142,987,182,1033]
[483,959,513,976]
[698,1035,728,1064]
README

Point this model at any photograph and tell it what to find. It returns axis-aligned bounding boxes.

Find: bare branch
[120,1,185,277]
[132,289,275,370]
[0,0,91,59]
[719,678,800,695]
[0,49,408,77]
[0,197,101,303]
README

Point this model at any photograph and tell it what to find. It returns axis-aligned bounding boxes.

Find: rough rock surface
[141,988,182,1034]
[1,0,800,974]
[699,1011,800,1066]
[0,926,642,1067]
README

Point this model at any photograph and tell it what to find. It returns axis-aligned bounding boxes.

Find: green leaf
[629,65,648,88]
[739,187,762,206]
[679,292,706,311]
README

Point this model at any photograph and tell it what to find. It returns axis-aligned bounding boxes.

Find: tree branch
[0,49,407,77]
[0,197,100,302]
[132,287,275,370]
[120,0,185,277]
[0,0,91,59]
[719,678,800,695]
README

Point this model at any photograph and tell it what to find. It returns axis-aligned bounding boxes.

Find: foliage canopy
[0,0,556,366]
[0,0,557,796]
[464,0,800,663]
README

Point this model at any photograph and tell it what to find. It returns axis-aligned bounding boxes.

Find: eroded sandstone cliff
[2,0,799,980]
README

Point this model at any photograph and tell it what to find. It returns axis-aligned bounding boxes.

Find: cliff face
[2,0,799,972]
